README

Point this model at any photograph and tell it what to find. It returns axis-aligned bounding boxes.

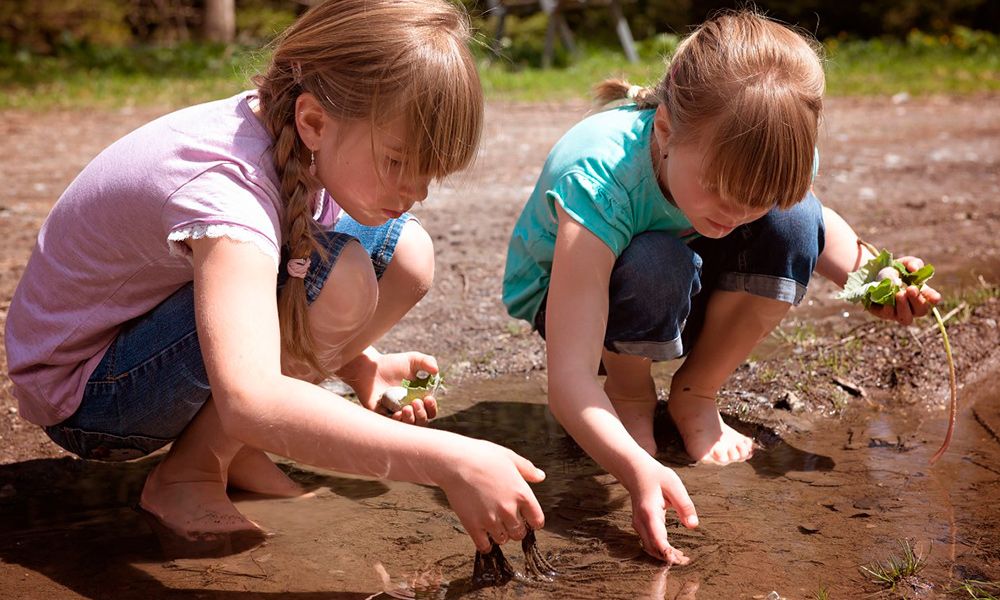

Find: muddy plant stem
[858,239,958,464]
[929,305,958,465]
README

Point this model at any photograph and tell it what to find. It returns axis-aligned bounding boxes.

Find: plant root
[471,538,517,588]
[521,528,558,582]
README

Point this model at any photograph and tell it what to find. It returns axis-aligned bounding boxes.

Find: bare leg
[139,397,259,538]
[336,219,434,362]
[141,240,378,541]
[226,223,433,496]
[668,290,790,465]
[227,446,305,497]
[602,349,658,456]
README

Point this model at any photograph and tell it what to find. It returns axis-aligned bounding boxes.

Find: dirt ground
[1,95,1000,597]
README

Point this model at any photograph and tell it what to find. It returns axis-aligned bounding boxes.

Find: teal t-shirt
[502,105,693,323]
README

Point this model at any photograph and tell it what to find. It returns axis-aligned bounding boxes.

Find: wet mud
[2,368,998,599]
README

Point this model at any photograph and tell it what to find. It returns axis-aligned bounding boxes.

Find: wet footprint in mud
[471,528,557,588]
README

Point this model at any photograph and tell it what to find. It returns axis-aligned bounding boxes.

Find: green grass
[951,580,1000,599]
[859,539,927,590]
[0,27,997,111]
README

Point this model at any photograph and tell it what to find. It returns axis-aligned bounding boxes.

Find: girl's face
[293,93,432,227]
[661,143,771,239]
[652,105,771,239]
[315,116,432,227]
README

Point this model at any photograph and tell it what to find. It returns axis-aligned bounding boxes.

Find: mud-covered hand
[437,439,546,552]
[865,256,941,326]
[629,461,699,565]
[339,348,438,425]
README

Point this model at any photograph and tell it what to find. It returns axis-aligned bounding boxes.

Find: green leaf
[838,247,936,308]
[903,264,935,287]
[867,278,898,306]
[836,249,893,303]
[399,372,443,404]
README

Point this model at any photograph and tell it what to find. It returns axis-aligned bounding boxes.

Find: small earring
[309,151,316,176]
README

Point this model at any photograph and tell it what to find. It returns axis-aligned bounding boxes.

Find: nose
[400,176,431,206]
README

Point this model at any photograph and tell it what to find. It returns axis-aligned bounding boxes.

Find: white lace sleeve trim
[168,224,279,270]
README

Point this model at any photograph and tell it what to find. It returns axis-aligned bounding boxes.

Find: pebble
[7,407,16,414]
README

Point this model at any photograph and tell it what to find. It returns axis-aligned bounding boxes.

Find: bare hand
[630,461,699,565]
[438,440,546,552]
[340,350,439,425]
[866,256,941,326]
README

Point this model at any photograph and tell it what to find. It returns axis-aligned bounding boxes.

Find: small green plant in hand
[837,248,935,308]
[837,242,957,464]
[380,370,444,413]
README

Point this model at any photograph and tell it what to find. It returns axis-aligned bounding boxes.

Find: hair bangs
[701,81,818,211]
[379,34,483,183]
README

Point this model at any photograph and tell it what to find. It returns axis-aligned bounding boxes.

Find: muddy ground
[1,95,999,598]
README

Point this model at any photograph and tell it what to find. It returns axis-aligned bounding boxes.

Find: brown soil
[1,94,999,598]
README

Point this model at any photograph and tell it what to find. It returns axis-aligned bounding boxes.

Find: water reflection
[0,372,998,598]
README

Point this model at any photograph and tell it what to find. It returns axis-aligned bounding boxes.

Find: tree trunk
[203,0,235,43]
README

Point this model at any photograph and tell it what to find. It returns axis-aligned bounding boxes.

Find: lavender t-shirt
[5,91,338,426]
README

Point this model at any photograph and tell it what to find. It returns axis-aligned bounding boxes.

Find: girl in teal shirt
[503,10,940,563]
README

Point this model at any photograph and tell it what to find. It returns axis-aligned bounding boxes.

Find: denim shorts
[44,213,416,461]
[534,192,826,361]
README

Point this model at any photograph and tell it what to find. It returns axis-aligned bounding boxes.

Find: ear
[294,93,330,152]
[653,104,672,154]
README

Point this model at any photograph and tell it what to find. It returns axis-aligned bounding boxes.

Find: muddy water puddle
[1,373,999,599]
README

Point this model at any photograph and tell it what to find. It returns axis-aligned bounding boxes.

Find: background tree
[203,0,235,43]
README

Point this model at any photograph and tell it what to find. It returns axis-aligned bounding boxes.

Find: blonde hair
[595,10,825,210]
[254,0,483,375]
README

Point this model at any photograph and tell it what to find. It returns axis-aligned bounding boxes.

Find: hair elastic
[626,85,643,101]
[286,258,311,279]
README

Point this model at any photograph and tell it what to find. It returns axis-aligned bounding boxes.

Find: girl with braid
[5,0,545,555]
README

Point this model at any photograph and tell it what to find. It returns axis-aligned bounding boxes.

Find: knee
[612,231,702,305]
[388,220,435,304]
[321,240,379,326]
[770,192,825,260]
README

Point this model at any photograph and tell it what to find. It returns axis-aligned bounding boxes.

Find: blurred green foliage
[0,1,996,109]
[465,0,999,47]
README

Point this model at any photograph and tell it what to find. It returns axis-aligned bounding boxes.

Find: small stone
[891,91,911,104]
[798,523,821,534]
[7,407,16,415]
[985,318,997,329]
[858,187,877,201]
[765,592,783,600]
[380,386,407,413]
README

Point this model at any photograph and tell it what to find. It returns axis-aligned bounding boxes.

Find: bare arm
[816,206,872,286]
[190,237,544,550]
[546,204,697,562]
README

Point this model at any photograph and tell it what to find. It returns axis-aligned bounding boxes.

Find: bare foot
[667,391,753,465]
[606,382,658,456]
[227,446,307,497]
[140,462,265,557]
